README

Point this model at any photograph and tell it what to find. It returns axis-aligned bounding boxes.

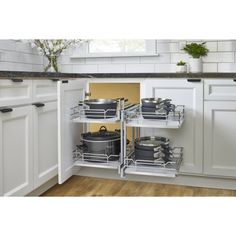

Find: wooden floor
[42,176,236,196]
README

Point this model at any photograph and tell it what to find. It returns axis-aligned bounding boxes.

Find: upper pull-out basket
[124,104,185,128]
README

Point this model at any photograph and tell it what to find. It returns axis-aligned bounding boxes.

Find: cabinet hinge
[85,92,91,98]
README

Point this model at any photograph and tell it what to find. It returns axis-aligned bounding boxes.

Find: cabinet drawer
[32,80,58,102]
[0,79,32,106]
[204,80,236,101]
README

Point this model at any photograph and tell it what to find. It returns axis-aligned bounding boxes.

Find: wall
[1,40,236,73]
[60,40,236,73]
[0,40,44,71]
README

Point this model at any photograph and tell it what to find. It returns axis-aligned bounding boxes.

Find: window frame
[71,40,158,58]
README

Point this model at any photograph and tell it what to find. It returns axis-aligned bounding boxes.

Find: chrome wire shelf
[123,147,183,178]
[73,147,120,169]
[71,105,120,123]
[124,104,185,128]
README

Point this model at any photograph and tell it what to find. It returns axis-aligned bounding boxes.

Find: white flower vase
[176,65,187,73]
[189,58,202,73]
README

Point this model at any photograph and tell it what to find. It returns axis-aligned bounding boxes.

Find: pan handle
[76,143,88,152]
[115,97,128,102]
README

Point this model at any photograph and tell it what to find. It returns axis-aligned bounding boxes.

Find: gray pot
[79,126,121,160]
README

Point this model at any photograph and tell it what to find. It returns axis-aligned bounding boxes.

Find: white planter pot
[189,58,202,73]
[176,65,187,73]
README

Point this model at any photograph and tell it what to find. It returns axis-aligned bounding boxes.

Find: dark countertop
[0,70,236,79]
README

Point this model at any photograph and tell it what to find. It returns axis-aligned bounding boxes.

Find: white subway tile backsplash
[140,54,170,64]
[156,42,179,53]
[139,56,159,63]
[205,41,218,51]
[203,52,234,63]
[126,64,155,73]
[72,64,98,73]
[70,58,86,64]
[171,53,189,63]
[60,64,73,73]
[203,63,217,72]
[218,63,236,72]
[86,57,111,64]
[98,64,125,73]
[218,41,236,51]
[0,40,16,51]
[111,57,139,64]
[155,64,176,73]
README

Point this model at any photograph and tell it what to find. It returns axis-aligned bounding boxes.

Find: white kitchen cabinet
[204,101,236,177]
[143,79,204,174]
[32,80,58,103]
[0,79,32,107]
[0,106,33,196]
[33,101,58,188]
[204,79,236,101]
[58,79,88,184]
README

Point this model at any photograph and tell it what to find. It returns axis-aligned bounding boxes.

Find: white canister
[189,57,202,73]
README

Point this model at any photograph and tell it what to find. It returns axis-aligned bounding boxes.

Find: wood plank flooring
[42,176,236,196]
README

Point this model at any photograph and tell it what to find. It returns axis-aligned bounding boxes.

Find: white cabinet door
[204,79,236,101]
[0,106,33,196]
[32,80,57,102]
[204,101,236,177]
[33,101,58,188]
[58,80,88,184]
[0,79,32,107]
[144,79,204,174]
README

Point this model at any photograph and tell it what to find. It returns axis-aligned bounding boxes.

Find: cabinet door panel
[0,106,33,196]
[33,101,58,188]
[204,101,236,177]
[204,80,236,101]
[58,80,87,184]
[0,80,32,106]
[32,80,57,102]
[144,79,203,174]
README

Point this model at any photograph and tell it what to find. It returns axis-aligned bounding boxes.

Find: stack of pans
[84,99,118,119]
[134,136,173,163]
[141,98,175,119]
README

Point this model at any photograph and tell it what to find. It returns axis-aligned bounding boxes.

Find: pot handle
[76,143,88,152]
[115,97,128,102]
[99,126,107,132]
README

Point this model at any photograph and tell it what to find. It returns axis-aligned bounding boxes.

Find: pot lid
[135,136,169,147]
[141,98,171,104]
[84,99,117,105]
[81,126,120,141]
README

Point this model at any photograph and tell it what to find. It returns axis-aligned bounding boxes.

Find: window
[89,40,147,53]
[71,39,157,58]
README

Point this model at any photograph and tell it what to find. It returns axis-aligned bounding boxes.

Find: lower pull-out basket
[123,147,183,178]
[73,146,121,170]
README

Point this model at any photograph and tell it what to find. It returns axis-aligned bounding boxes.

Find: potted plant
[176,60,187,73]
[183,42,209,73]
[31,39,85,72]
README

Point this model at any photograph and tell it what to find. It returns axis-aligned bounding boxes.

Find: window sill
[70,53,159,59]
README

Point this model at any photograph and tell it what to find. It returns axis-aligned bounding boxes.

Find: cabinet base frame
[75,167,236,191]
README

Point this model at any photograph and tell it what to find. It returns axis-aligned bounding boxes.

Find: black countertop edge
[0,71,236,79]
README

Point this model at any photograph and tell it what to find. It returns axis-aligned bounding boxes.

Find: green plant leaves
[183,42,209,58]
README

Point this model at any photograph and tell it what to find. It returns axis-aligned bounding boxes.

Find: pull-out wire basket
[123,147,183,177]
[124,104,185,128]
[73,146,121,169]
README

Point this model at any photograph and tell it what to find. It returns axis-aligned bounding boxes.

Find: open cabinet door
[58,79,87,184]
